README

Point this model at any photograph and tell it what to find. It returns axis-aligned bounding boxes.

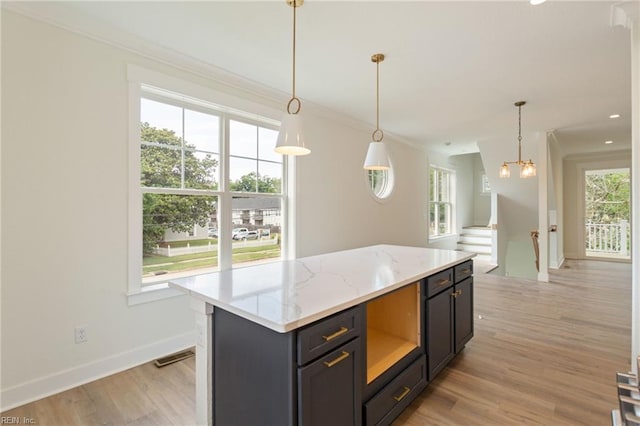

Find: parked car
[245,231,259,240]
[208,228,218,238]
[232,228,249,240]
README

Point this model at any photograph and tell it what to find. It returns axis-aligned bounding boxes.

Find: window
[429,167,454,238]
[481,173,491,194]
[366,160,394,201]
[132,82,286,298]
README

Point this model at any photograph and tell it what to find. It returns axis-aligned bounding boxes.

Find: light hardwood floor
[2,259,632,425]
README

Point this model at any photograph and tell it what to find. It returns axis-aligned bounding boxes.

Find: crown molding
[611,1,639,29]
[2,2,420,151]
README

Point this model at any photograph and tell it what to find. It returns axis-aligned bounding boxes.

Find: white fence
[585,220,629,256]
[154,238,276,257]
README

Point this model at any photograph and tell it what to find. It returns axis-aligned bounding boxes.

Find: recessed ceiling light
[530,0,546,5]
[609,114,621,119]
[605,140,613,144]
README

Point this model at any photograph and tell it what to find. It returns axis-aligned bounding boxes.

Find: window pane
[438,203,451,235]
[141,144,182,188]
[141,98,182,141]
[230,157,258,192]
[231,196,282,267]
[368,169,389,198]
[429,203,437,236]
[258,127,281,162]
[184,150,219,190]
[230,120,257,158]
[430,169,436,201]
[184,109,219,154]
[258,161,282,193]
[142,194,218,285]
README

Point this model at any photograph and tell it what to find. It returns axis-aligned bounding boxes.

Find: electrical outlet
[74,326,88,344]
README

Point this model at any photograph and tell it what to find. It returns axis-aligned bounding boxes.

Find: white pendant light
[275,0,310,156]
[364,53,390,170]
[499,101,536,179]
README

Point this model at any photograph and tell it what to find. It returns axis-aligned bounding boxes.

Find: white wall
[562,150,631,259]
[424,152,474,251]
[296,116,428,257]
[548,135,564,268]
[1,11,432,409]
[472,153,491,226]
[478,133,540,278]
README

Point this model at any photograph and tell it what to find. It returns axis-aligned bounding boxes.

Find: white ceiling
[7,1,633,157]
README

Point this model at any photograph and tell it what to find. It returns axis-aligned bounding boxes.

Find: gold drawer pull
[322,326,348,342]
[393,386,411,402]
[461,268,471,274]
[451,289,462,298]
[436,278,451,287]
[323,351,350,368]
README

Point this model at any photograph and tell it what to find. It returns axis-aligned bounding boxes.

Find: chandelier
[499,101,536,178]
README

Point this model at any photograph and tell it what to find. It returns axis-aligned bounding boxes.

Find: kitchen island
[170,244,475,425]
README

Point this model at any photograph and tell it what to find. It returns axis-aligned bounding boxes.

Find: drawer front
[364,356,427,426]
[454,260,473,283]
[426,268,454,298]
[298,306,361,366]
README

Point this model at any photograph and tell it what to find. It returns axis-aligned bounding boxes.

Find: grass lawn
[143,243,281,276]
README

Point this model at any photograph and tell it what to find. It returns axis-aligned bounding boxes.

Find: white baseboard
[1,331,195,412]
[549,256,566,269]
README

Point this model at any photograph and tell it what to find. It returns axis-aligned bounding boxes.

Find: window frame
[127,65,292,305]
[429,166,456,240]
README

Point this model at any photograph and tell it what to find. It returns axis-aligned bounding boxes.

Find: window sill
[127,283,185,306]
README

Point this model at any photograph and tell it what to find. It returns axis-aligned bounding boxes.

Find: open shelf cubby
[366,282,421,384]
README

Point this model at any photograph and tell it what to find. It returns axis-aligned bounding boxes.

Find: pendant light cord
[376,59,380,131]
[287,3,301,115]
[517,103,522,164]
[372,54,384,142]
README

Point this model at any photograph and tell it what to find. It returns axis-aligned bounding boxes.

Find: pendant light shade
[364,53,390,170]
[364,141,390,170]
[275,112,309,155]
[275,0,310,156]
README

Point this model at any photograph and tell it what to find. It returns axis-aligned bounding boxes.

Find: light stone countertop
[169,244,475,333]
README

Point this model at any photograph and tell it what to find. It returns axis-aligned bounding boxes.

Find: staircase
[457,226,492,261]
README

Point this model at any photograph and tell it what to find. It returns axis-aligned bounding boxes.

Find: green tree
[141,122,218,254]
[585,170,630,224]
[230,172,281,193]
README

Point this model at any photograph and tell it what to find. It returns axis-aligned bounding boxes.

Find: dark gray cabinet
[364,356,427,426]
[299,338,362,426]
[210,260,472,425]
[297,306,362,426]
[454,277,474,352]
[426,260,474,380]
[426,284,455,380]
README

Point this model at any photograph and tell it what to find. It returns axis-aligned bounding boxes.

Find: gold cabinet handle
[451,289,462,298]
[437,278,451,287]
[323,351,350,368]
[322,326,348,342]
[393,386,411,402]
[461,268,471,274]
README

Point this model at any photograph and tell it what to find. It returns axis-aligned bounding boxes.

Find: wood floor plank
[1,259,631,425]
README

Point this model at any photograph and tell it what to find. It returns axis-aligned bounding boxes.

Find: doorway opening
[584,168,630,260]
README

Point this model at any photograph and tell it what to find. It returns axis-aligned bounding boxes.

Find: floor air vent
[154,349,195,368]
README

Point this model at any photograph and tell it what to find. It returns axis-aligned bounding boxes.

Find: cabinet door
[427,289,454,380]
[298,338,362,426]
[454,278,474,352]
